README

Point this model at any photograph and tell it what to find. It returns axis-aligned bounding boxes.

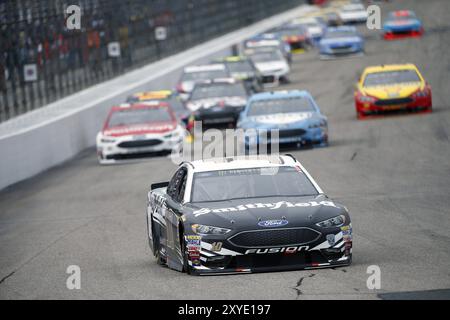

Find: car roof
[363,63,418,74]
[187,155,299,172]
[184,64,226,73]
[248,90,312,102]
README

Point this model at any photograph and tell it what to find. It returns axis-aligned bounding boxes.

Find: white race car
[338,4,368,24]
[96,101,186,164]
[245,48,290,87]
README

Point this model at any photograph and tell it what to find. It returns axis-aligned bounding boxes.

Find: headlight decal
[191,224,231,235]
[316,215,346,228]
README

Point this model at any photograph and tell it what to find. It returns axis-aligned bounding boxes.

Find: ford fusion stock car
[245,48,290,87]
[237,90,328,150]
[176,64,229,100]
[147,155,352,275]
[319,26,364,59]
[185,78,249,126]
[383,10,423,40]
[96,102,186,164]
[354,64,432,119]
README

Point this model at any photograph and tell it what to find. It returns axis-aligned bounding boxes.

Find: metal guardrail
[0,0,302,123]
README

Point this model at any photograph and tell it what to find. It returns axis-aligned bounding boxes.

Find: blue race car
[236,90,328,150]
[383,10,423,40]
[318,26,364,59]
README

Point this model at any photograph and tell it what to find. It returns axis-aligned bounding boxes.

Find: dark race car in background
[177,64,229,101]
[147,155,353,275]
[213,56,264,93]
[186,78,250,127]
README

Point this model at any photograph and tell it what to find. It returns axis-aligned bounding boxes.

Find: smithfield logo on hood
[258,219,289,228]
[193,200,338,217]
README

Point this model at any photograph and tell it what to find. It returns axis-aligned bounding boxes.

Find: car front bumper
[188,225,352,275]
[97,135,183,164]
[243,127,328,149]
[355,95,432,118]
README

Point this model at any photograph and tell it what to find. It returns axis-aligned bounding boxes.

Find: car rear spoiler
[151,181,169,190]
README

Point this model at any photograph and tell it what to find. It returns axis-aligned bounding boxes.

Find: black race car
[185,78,249,127]
[147,155,352,275]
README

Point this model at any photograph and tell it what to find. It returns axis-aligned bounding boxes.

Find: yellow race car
[354,64,432,119]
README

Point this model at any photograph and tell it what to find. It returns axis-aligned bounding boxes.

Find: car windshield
[191,166,318,202]
[226,60,254,73]
[190,83,247,100]
[343,5,364,12]
[249,51,282,63]
[182,69,228,81]
[363,70,421,87]
[248,97,315,116]
[108,107,172,127]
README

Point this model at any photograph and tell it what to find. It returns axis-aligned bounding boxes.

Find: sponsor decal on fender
[193,200,338,217]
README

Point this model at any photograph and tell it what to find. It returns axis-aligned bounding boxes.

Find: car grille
[265,128,306,139]
[262,75,275,83]
[375,97,413,106]
[118,139,162,148]
[228,228,321,248]
[331,45,352,50]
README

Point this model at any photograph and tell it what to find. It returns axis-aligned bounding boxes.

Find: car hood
[254,61,287,72]
[361,82,423,99]
[248,112,316,127]
[184,194,346,230]
[187,96,247,111]
[231,71,255,80]
[320,36,361,46]
[339,11,368,19]
[103,121,177,137]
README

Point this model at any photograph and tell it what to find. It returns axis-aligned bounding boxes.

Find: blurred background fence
[0,0,303,123]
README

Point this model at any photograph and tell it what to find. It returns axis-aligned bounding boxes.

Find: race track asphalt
[1,0,450,299]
